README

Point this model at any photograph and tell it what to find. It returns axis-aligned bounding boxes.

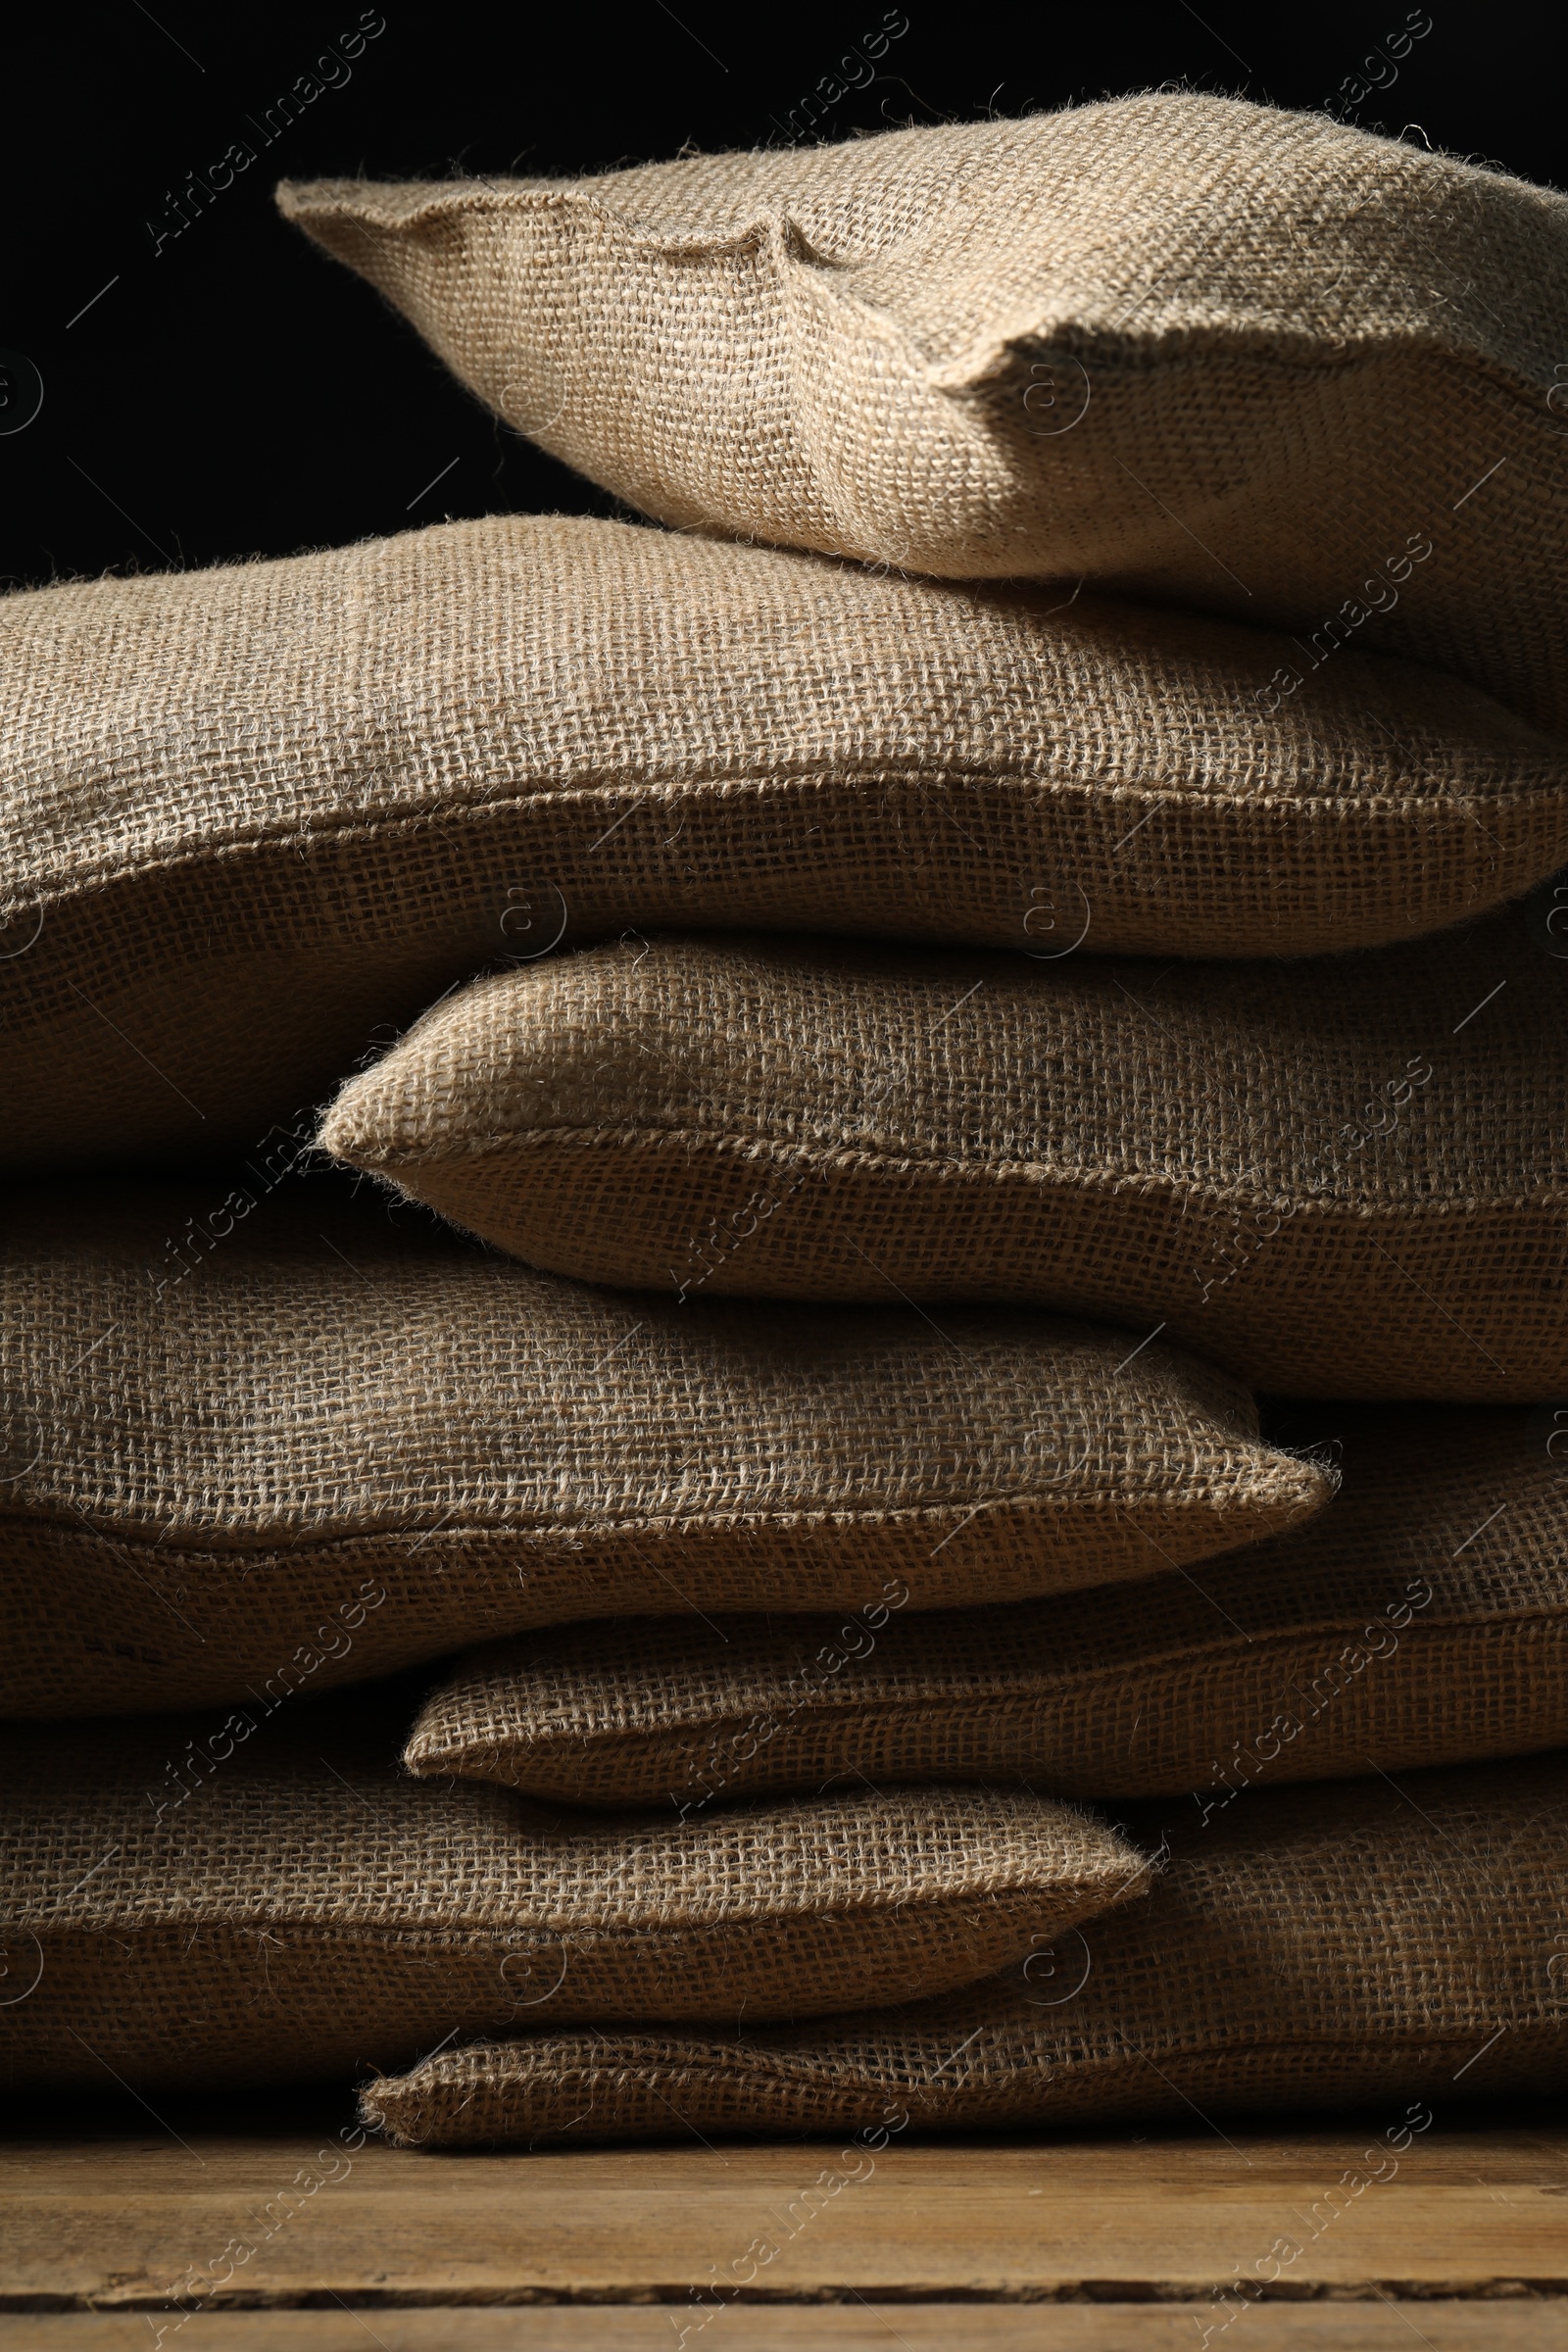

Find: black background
[2,2,1559,590]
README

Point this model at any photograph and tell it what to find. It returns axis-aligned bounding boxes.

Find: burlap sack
[4,519,1565,1179]
[279,95,1568,735]
[0,1695,1147,2090]
[319,920,1568,1400]
[365,1750,1568,2146]
[0,1178,1326,1719]
[405,1404,1566,1809]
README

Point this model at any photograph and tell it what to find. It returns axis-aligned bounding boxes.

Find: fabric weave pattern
[282,93,1568,731]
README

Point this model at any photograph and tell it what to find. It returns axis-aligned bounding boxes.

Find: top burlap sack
[279,94,1568,734]
[5,516,1563,1177]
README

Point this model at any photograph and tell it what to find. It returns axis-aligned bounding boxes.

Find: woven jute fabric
[320,921,1568,1401]
[0,1177,1325,1719]
[280,94,1568,734]
[364,1750,1568,2146]
[4,520,1566,1179]
[407,1404,1567,1808]
[0,1694,1146,2090]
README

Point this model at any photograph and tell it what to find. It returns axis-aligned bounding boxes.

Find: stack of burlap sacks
[3,93,1567,2147]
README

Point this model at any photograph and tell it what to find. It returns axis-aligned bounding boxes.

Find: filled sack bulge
[364,1749,1568,2144]
[319,917,1568,1399]
[404,1403,1567,1807]
[0,1177,1328,1715]
[282,94,1568,731]
[0,1694,1147,2089]
[5,513,1565,1173]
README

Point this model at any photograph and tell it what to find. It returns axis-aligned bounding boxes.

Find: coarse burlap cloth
[280,93,1568,733]
[364,1750,1568,2146]
[0,1693,1148,2089]
[4,516,1565,1178]
[405,1403,1564,1808]
[0,1178,1326,1718]
[319,921,1568,1401]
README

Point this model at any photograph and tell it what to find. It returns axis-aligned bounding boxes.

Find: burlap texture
[279,94,1568,734]
[0,1178,1325,1718]
[5,519,1565,1178]
[320,921,1568,1400]
[365,1750,1568,2146]
[406,1404,1566,1808]
[0,1695,1147,2090]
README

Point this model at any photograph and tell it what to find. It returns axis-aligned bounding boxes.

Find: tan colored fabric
[0,1694,1146,2090]
[279,94,1568,735]
[319,922,1568,1401]
[407,1404,1567,1809]
[365,1750,1568,2145]
[4,519,1565,1178]
[0,1178,1325,1719]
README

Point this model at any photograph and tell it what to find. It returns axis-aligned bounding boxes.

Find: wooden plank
[2,2117,1565,2307]
[2,2310,1567,2349]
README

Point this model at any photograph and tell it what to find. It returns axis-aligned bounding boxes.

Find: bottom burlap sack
[364,1750,1568,2146]
[404,1402,1566,1807]
[0,1694,1146,2092]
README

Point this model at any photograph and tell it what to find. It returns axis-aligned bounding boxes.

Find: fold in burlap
[365,1750,1568,2146]
[5,517,1566,1177]
[0,1179,1326,1717]
[0,1695,1147,2089]
[406,1404,1565,1808]
[280,95,1568,733]
[320,922,1568,1400]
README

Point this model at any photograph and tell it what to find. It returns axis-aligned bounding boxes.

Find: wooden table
[3,2097,1565,2347]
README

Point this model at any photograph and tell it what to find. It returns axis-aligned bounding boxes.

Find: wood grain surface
[3,2105,1565,2328]
[6,2311,1568,2350]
